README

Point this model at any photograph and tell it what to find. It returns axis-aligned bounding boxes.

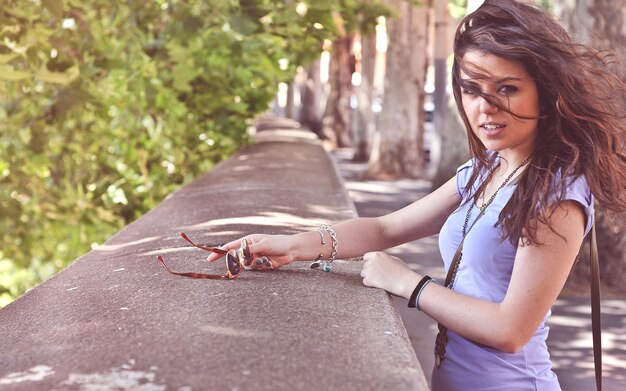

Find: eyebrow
[460,76,526,84]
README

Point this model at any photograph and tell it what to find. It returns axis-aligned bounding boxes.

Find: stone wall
[0,122,428,390]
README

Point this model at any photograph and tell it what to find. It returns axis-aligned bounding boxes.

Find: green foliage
[538,0,553,11]
[0,0,390,307]
[334,0,395,36]
[449,0,468,20]
[447,1,552,21]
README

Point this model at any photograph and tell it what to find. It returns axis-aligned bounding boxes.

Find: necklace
[462,155,532,236]
[434,154,531,368]
[455,156,532,293]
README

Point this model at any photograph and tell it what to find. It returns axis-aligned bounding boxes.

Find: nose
[479,95,499,113]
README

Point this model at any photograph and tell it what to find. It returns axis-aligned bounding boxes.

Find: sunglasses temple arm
[156,256,229,280]
[180,233,228,255]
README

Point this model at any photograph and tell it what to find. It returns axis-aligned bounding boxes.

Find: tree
[552,0,626,293]
[300,60,325,138]
[431,0,471,189]
[353,30,378,161]
[322,32,355,147]
[0,0,355,306]
[367,0,430,178]
[430,0,447,171]
[314,1,392,148]
[431,95,470,189]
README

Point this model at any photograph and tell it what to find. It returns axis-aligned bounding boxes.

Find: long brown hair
[452,0,626,244]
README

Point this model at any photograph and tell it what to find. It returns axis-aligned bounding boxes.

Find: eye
[461,85,480,95]
[498,85,518,94]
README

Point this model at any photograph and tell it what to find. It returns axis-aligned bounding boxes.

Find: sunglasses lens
[241,239,252,266]
[226,250,241,276]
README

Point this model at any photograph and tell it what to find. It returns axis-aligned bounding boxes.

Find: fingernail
[261,257,268,263]
[266,261,272,268]
[256,260,263,266]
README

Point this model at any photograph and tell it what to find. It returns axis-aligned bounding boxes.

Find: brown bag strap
[590,222,602,391]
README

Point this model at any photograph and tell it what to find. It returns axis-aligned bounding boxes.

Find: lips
[479,122,506,136]
[480,122,505,130]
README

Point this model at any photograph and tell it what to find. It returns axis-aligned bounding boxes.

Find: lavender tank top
[432,158,594,391]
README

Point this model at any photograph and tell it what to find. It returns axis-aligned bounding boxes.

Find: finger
[245,256,275,271]
[259,257,275,270]
[362,275,373,287]
[206,238,244,262]
[362,251,378,262]
[247,241,272,258]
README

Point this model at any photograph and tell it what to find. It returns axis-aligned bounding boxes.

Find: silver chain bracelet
[310,225,338,272]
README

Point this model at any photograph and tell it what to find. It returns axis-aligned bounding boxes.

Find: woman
[209,1,626,389]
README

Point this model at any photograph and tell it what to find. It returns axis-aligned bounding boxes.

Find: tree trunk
[431,94,470,189]
[353,32,377,162]
[322,36,355,148]
[367,1,429,178]
[553,0,626,293]
[431,1,471,189]
[430,0,449,174]
[300,60,324,138]
[285,82,296,120]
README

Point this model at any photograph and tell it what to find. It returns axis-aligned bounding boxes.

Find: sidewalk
[332,148,626,390]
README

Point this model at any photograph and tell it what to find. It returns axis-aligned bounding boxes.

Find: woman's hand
[360,251,422,299]
[207,234,297,270]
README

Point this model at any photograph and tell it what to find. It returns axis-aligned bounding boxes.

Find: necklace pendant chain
[463,155,532,236]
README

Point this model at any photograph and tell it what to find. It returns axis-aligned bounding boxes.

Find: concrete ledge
[0,125,428,390]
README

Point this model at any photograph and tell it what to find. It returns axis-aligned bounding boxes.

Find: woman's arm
[210,176,460,267]
[289,175,460,261]
[362,200,586,353]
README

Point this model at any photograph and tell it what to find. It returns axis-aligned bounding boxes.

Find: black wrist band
[408,275,432,308]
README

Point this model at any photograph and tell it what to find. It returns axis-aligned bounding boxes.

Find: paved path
[332,148,626,390]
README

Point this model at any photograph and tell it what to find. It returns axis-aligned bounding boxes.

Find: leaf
[0,64,31,80]
[106,183,128,205]
[36,64,79,85]
[3,38,31,55]
[0,53,19,64]
[42,0,64,19]
[165,42,188,63]
[46,87,91,120]
[95,207,118,223]
[171,62,198,93]
[229,12,259,35]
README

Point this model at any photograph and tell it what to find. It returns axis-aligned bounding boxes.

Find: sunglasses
[156,233,253,280]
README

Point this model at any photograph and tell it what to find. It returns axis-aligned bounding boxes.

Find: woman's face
[459,50,540,159]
